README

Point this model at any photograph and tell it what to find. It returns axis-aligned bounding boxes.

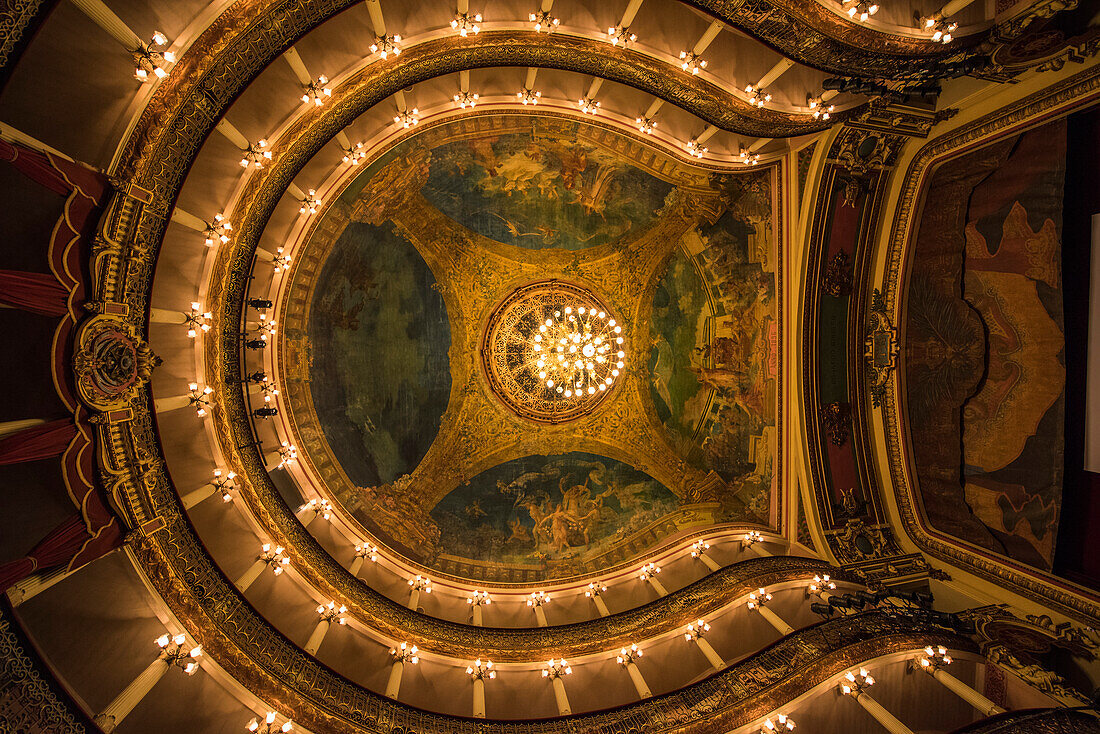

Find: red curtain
[0,514,89,591]
[0,270,70,316]
[0,138,106,200]
[0,419,75,465]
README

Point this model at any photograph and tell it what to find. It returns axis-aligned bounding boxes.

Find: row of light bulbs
[131,0,962,90]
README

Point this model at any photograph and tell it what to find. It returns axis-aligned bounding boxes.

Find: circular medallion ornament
[482,281,625,423]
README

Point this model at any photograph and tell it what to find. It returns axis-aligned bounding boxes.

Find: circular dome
[482,280,625,423]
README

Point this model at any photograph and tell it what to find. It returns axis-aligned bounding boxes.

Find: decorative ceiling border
[269,109,784,585]
[875,61,1100,625]
[0,0,54,94]
[683,0,970,78]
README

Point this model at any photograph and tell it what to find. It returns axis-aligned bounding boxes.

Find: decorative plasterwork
[0,0,51,93]
[876,62,1100,624]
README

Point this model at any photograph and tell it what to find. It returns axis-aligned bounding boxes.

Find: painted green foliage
[431,452,679,565]
[422,125,674,250]
[308,222,451,488]
[649,172,777,517]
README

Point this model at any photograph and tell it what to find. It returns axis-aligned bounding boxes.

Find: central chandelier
[482,281,625,423]
[531,303,623,399]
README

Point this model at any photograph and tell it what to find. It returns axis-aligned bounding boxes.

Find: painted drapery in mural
[905,121,1066,570]
[649,171,777,523]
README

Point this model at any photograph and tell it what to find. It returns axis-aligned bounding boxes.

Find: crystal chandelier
[532,304,624,399]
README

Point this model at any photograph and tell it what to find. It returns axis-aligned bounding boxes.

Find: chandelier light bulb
[530,10,560,32]
[518,88,541,105]
[454,90,479,108]
[762,713,796,731]
[636,116,657,134]
[579,97,601,115]
[451,12,482,36]
[607,25,637,46]
[639,562,661,579]
[679,50,707,75]
[370,34,402,59]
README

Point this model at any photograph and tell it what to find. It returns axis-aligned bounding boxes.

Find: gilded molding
[684,0,972,78]
[875,62,1100,624]
[0,0,52,92]
[0,601,91,734]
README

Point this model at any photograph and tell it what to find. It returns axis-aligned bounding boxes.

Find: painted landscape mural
[649,171,778,522]
[308,221,452,488]
[905,119,1066,571]
[422,126,674,250]
[430,453,679,566]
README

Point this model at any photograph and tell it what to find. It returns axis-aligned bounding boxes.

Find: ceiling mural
[649,176,778,523]
[279,113,780,581]
[430,452,679,570]
[422,129,675,250]
[904,119,1066,571]
[308,220,452,488]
